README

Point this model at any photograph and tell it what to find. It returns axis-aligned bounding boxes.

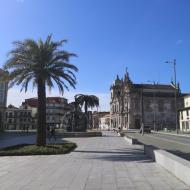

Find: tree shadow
[74,148,153,163]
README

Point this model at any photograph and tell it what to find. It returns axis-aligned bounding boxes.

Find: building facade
[110,70,183,130]
[92,111,110,129]
[179,95,190,131]
[22,97,71,128]
[4,105,32,130]
[99,113,110,130]
[0,69,8,130]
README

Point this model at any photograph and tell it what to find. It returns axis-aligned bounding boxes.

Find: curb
[124,135,190,186]
[152,131,190,138]
[123,136,141,145]
[144,145,190,186]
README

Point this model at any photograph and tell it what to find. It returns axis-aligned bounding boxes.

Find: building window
[181,112,183,120]
[158,100,164,112]
[182,121,185,130]
[187,110,189,116]
[186,121,189,130]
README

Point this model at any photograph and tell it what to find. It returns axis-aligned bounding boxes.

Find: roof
[178,106,190,111]
[23,98,38,107]
[23,97,68,107]
[183,94,190,98]
[7,104,18,109]
[99,113,110,119]
[133,83,175,90]
[92,112,110,118]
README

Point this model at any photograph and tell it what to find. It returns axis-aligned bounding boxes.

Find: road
[126,132,190,161]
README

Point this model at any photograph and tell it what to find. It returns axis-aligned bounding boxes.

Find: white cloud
[16,0,25,3]
[176,40,183,45]
[7,87,110,111]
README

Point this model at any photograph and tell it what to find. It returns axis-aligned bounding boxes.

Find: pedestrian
[50,126,56,141]
[26,126,29,134]
[47,126,51,141]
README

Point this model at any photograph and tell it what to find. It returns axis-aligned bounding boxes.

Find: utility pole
[147,80,156,131]
[141,87,144,135]
[165,59,178,134]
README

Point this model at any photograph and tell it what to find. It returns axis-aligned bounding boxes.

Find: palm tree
[66,100,81,131]
[75,94,99,131]
[3,35,78,146]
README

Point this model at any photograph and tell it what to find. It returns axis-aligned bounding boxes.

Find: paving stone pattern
[0,131,189,190]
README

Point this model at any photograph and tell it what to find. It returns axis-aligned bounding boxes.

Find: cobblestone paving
[0,131,189,190]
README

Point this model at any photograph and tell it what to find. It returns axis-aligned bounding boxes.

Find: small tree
[75,94,99,131]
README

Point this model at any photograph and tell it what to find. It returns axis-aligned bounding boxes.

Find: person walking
[50,126,56,141]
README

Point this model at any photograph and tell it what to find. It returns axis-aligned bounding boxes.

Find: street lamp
[141,86,144,135]
[147,80,156,131]
[165,59,178,134]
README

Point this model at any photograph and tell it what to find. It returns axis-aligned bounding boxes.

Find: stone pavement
[0,131,189,190]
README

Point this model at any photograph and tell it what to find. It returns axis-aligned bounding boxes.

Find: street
[127,132,190,161]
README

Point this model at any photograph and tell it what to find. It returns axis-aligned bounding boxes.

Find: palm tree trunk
[36,77,46,146]
[74,102,78,131]
[84,103,88,131]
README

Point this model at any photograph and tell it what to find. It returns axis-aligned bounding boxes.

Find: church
[110,69,184,131]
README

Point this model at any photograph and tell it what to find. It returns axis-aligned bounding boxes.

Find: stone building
[0,69,8,130]
[92,111,110,129]
[99,113,110,130]
[110,70,183,130]
[179,94,190,131]
[21,97,71,129]
[4,104,32,130]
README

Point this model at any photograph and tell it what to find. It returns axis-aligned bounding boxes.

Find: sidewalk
[152,131,190,138]
[0,131,189,190]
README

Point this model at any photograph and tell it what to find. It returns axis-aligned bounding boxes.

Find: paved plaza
[0,132,189,190]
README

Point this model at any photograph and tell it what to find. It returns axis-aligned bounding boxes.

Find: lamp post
[141,87,144,135]
[165,59,178,134]
[147,80,156,131]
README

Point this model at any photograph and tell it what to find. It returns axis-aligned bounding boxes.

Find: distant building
[179,95,190,131]
[92,111,110,129]
[110,70,184,130]
[0,69,8,130]
[21,97,71,128]
[99,113,110,130]
[5,104,32,130]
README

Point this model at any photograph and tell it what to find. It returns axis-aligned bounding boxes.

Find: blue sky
[0,0,190,110]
